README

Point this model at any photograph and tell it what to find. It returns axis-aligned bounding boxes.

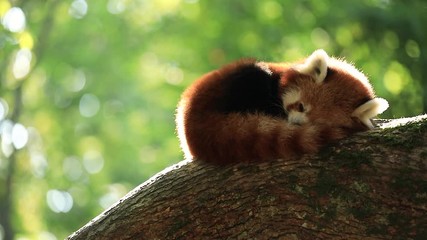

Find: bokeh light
[19,31,34,49]
[405,40,420,59]
[38,232,57,240]
[67,70,86,92]
[63,156,84,181]
[311,28,330,48]
[164,64,184,85]
[69,0,88,19]
[107,0,127,14]
[11,123,29,149]
[79,94,100,118]
[30,152,48,178]
[13,48,32,79]
[46,190,74,213]
[0,98,9,121]
[2,7,26,32]
[0,225,4,240]
[83,150,104,174]
[0,119,14,157]
[383,61,411,95]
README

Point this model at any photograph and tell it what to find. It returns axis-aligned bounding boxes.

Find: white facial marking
[282,89,311,125]
[282,89,301,106]
[288,111,308,125]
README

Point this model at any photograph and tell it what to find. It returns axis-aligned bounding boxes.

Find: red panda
[176,49,388,164]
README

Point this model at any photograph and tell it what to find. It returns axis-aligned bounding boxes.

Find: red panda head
[282,49,388,130]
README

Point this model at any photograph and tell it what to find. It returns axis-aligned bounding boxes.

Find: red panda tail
[178,110,346,164]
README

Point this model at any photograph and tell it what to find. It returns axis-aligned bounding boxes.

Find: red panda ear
[294,49,328,84]
[352,98,389,129]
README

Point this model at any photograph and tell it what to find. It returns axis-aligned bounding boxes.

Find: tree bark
[67,115,427,240]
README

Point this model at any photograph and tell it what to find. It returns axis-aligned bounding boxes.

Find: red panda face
[283,50,388,130]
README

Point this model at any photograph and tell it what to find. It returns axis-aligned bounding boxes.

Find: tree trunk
[67,115,427,240]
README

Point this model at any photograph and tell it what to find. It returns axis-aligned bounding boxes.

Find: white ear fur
[294,49,329,84]
[352,98,389,129]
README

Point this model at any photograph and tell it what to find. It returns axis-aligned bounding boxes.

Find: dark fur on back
[218,61,286,118]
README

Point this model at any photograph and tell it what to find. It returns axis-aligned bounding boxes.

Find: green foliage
[0,0,426,238]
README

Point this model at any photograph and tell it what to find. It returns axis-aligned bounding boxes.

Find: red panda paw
[311,124,348,151]
[297,124,347,154]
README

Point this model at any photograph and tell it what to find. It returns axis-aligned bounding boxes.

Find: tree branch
[67,115,427,240]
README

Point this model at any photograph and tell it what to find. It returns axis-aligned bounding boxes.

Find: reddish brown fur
[285,68,373,131]
[176,57,374,164]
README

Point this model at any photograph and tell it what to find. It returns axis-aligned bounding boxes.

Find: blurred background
[0,0,425,239]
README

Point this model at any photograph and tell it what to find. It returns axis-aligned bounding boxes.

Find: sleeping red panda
[176,49,388,164]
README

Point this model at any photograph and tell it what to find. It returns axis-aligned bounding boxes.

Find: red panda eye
[298,103,305,112]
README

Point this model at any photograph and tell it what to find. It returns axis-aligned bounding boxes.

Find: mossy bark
[67,115,427,240]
